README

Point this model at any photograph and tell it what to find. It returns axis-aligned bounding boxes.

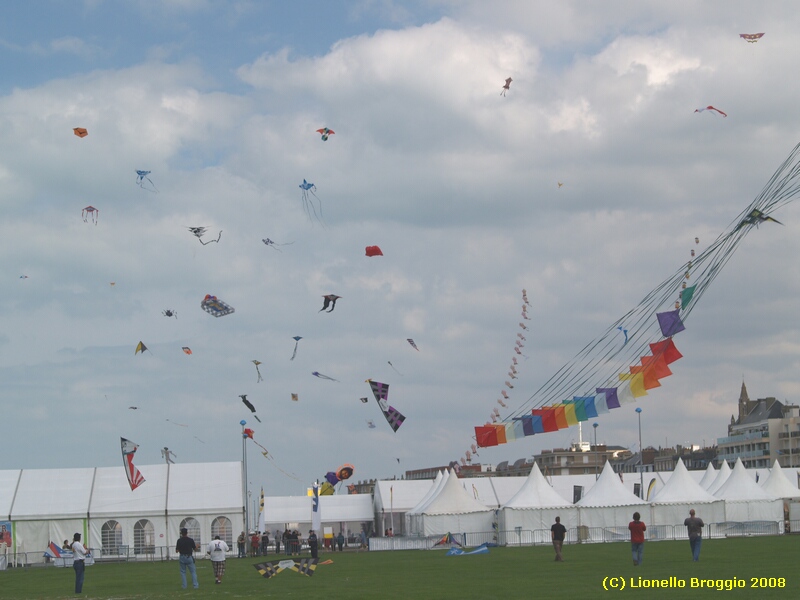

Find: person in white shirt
[71,533,89,594]
[207,535,230,584]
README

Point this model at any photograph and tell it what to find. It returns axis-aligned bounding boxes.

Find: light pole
[593,422,599,478]
[635,407,644,499]
[241,420,249,533]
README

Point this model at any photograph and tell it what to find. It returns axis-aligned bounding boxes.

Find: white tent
[714,458,782,523]
[262,494,374,538]
[697,463,717,489]
[705,460,731,494]
[760,460,800,499]
[417,470,494,537]
[3,462,244,563]
[649,458,725,528]
[404,471,443,536]
[499,463,576,544]
[576,462,648,542]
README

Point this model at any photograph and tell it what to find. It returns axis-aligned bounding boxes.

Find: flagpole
[241,420,249,533]
[390,485,394,535]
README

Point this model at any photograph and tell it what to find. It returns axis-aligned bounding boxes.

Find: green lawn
[1,536,796,599]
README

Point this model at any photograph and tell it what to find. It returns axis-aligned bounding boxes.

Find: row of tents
[394,458,799,540]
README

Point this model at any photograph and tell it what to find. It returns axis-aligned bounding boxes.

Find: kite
[128,406,138,410]
[239,394,262,422]
[522,289,531,306]
[558,182,564,188]
[253,360,263,383]
[299,179,323,224]
[500,77,512,96]
[312,371,339,382]
[135,170,157,192]
[290,336,302,360]
[262,238,294,251]
[736,208,783,229]
[617,326,628,344]
[695,105,727,117]
[291,393,299,402]
[166,419,188,427]
[366,419,376,428]
[19,275,28,279]
[120,437,145,491]
[316,127,335,141]
[82,206,98,225]
[367,379,406,432]
[254,559,318,579]
[388,361,404,376]
[740,33,764,43]
[360,397,369,403]
[365,245,383,257]
[162,309,177,319]
[472,142,800,449]
[182,347,192,355]
[321,463,355,495]
[407,338,419,351]
[319,294,341,312]
[201,294,235,317]
[519,322,529,331]
[243,428,302,480]
[135,341,149,355]
[73,127,88,138]
[447,545,490,556]
[187,226,222,245]
[434,532,464,547]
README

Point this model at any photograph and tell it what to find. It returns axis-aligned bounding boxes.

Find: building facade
[717,382,800,469]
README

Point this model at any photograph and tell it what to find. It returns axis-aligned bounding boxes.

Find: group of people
[549,509,706,564]
[175,527,230,588]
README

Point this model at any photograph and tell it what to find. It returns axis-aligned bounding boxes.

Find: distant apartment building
[716,382,800,469]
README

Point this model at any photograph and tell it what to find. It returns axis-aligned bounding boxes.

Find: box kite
[201,294,234,317]
[73,127,88,138]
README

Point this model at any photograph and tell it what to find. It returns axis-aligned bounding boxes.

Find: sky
[3,1,800,498]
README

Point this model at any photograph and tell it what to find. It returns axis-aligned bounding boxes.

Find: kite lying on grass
[254,558,318,579]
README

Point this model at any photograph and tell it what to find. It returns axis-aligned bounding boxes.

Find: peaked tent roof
[760,460,800,498]
[698,462,717,489]
[714,458,777,501]
[407,470,444,516]
[422,469,493,516]
[706,460,731,494]
[576,462,645,507]
[502,462,572,509]
[650,458,719,504]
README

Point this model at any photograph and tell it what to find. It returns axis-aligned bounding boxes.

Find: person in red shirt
[628,512,647,566]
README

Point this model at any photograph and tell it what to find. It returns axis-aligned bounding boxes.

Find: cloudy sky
[2,1,800,498]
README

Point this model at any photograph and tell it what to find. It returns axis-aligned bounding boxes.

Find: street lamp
[241,420,249,532]
[593,422,599,478]
[635,407,643,499]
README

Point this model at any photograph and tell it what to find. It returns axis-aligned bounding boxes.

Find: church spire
[738,380,751,420]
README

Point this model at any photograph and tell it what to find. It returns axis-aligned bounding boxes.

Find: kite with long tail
[121,437,146,490]
[474,142,800,448]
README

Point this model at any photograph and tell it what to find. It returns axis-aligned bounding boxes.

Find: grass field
[1,536,796,599]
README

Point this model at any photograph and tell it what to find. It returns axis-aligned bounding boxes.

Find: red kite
[73,127,88,138]
[365,246,383,257]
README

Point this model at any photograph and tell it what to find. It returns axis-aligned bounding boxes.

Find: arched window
[180,517,201,548]
[211,516,233,546]
[101,520,123,555]
[133,519,155,554]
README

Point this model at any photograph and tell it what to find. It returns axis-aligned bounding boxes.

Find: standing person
[250,531,259,557]
[176,527,199,590]
[628,512,647,566]
[236,531,246,558]
[684,509,705,561]
[260,530,269,556]
[308,530,318,559]
[336,531,345,552]
[71,533,89,594]
[551,516,566,562]
[207,535,230,585]
[274,529,281,555]
[283,529,290,555]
